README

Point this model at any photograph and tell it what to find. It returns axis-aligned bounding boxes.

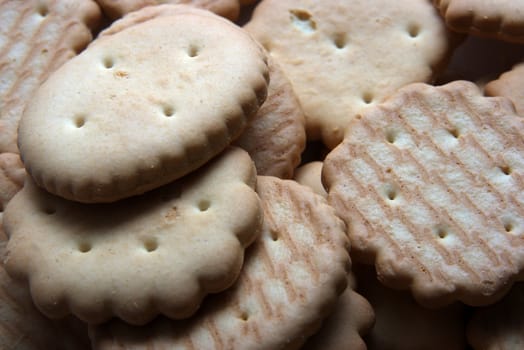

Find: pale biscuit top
[323,80,524,307]
[89,176,350,349]
[434,0,524,43]
[0,0,101,154]
[18,6,269,203]
[4,147,263,325]
[245,0,451,149]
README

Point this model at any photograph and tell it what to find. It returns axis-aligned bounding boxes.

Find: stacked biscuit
[1,0,524,349]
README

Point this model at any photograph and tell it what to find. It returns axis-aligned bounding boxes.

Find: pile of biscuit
[1,0,524,349]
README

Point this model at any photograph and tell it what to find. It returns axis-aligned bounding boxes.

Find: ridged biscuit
[18,6,269,203]
[323,80,524,307]
[484,62,524,116]
[245,0,452,149]
[4,147,263,325]
[89,176,350,349]
[235,56,306,179]
[94,0,241,21]
[434,0,524,43]
[0,0,102,154]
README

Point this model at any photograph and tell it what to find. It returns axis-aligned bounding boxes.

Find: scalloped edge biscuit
[245,0,453,149]
[4,147,263,325]
[18,6,269,203]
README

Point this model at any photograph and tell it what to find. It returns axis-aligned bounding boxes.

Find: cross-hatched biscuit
[4,147,263,325]
[245,0,453,149]
[89,175,350,349]
[323,80,524,307]
[0,0,102,154]
[18,6,269,203]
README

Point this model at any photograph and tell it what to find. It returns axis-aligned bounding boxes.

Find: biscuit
[95,0,241,22]
[245,0,453,149]
[4,147,263,325]
[484,62,524,116]
[466,282,524,350]
[354,264,466,350]
[0,0,102,154]
[433,0,524,43]
[234,56,306,179]
[89,175,350,349]
[293,161,326,198]
[18,6,269,203]
[323,80,524,307]
[301,272,374,350]
[0,238,91,350]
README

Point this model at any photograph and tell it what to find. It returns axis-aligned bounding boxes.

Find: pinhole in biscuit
[238,310,250,321]
[383,184,399,202]
[36,3,49,18]
[385,129,398,144]
[362,92,374,105]
[269,228,279,242]
[499,165,512,176]
[102,56,114,69]
[332,33,347,49]
[142,237,158,253]
[289,9,316,34]
[77,241,92,253]
[187,44,199,58]
[447,127,460,139]
[73,115,86,128]
[407,23,421,38]
[162,105,175,118]
[197,199,210,212]
[434,225,449,240]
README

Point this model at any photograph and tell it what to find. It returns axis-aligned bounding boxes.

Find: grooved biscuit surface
[235,56,306,179]
[4,147,263,325]
[0,0,102,154]
[18,6,269,203]
[323,80,524,307]
[434,0,524,43]
[89,176,350,349]
[245,0,451,149]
